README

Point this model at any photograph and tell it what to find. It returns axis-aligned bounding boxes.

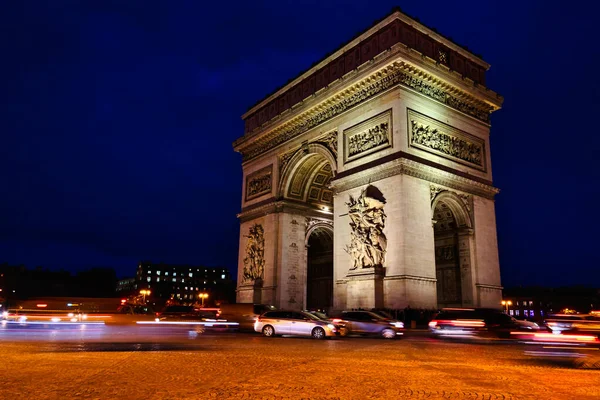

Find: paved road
[0,325,598,400]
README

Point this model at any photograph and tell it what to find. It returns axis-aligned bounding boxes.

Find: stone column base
[345,266,385,309]
[236,279,263,304]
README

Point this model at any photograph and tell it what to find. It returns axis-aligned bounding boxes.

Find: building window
[529,301,533,306]
[204,281,207,284]
[509,310,514,316]
[515,310,520,316]
[181,279,184,283]
[156,277,160,282]
[156,271,161,275]
[172,278,176,282]
[530,310,535,317]
[147,277,151,282]
[165,271,169,276]
[173,272,177,277]
[189,273,193,277]
[221,274,226,279]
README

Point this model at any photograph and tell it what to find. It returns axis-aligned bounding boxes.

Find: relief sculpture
[245,166,272,200]
[344,110,391,163]
[408,109,485,170]
[344,186,387,269]
[243,224,265,282]
[348,122,389,157]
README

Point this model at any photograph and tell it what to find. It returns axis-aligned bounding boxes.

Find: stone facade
[234,9,504,312]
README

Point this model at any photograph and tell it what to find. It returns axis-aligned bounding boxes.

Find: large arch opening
[306,226,333,311]
[432,192,473,308]
[280,145,335,311]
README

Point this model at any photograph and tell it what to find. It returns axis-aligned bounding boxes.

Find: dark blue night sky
[1,1,598,287]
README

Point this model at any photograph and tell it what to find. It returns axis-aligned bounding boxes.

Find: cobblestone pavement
[0,332,599,400]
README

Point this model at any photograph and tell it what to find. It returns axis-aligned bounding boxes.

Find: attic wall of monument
[244,17,488,135]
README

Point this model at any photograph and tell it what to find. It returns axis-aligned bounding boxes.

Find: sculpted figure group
[243,224,265,282]
[410,120,482,166]
[345,188,387,269]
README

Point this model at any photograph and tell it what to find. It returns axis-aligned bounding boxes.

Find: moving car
[334,310,402,339]
[219,303,276,332]
[254,310,337,339]
[428,308,521,339]
[544,314,600,337]
[157,305,218,322]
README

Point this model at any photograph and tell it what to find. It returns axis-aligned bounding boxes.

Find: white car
[254,310,337,339]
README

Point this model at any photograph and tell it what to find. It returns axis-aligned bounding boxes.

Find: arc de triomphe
[233,9,503,311]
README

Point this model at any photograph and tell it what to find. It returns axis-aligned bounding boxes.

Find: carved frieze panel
[343,110,392,163]
[408,109,486,171]
[344,185,387,270]
[242,224,265,282]
[245,165,273,201]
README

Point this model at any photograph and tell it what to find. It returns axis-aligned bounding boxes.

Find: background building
[135,261,234,306]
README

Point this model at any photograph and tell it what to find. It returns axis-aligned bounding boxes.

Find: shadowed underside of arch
[285,154,333,208]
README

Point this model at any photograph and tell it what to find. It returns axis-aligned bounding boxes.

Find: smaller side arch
[431,191,472,229]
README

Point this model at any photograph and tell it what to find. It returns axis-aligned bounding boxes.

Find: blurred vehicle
[2,308,90,323]
[304,310,348,336]
[544,314,600,337]
[428,308,522,339]
[157,305,218,321]
[513,330,600,368]
[254,310,337,339]
[219,303,276,332]
[513,318,542,331]
[104,304,158,324]
[334,310,402,339]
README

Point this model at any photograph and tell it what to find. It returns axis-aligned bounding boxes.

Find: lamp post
[501,300,512,314]
[199,293,208,307]
[140,289,151,303]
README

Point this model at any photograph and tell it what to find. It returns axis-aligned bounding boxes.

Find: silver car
[254,310,337,339]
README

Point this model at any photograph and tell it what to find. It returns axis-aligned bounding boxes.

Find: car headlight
[390,322,404,328]
[327,324,335,330]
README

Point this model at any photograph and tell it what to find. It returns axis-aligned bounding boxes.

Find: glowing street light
[501,300,512,313]
[199,293,209,306]
[140,289,151,303]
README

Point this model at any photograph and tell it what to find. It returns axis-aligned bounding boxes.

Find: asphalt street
[0,324,598,400]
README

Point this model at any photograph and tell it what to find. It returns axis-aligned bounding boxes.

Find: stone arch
[305,224,334,311]
[277,142,336,200]
[431,191,472,229]
[431,190,475,308]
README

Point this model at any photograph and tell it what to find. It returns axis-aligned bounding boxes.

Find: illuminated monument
[233,8,503,311]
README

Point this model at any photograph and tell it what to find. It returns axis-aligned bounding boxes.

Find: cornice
[237,199,334,222]
[243,11,491,119]
[235,56,501,163]
[330,157,500,199]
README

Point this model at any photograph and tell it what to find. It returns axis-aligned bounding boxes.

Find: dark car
[335,311,401,339]
[428,308,520,339]
[157,305,218,321]
[219,303,276,332]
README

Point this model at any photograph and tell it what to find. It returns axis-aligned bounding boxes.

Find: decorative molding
[345,186,387,270]
[305,217,333,235]
[430,183,472,212]
[278,150,296,176]
[383,274,437,283]
[237,61,494,162]
[331,157,499,199]
[242,224,265,282]
[344,110,392,163]
[314,130,338,159]
[245,165,273,201]
[408,109,486,171]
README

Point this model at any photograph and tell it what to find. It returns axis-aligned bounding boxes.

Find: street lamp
[140,289,151,303]
[199,293,209,307]
[501,300,512,314]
